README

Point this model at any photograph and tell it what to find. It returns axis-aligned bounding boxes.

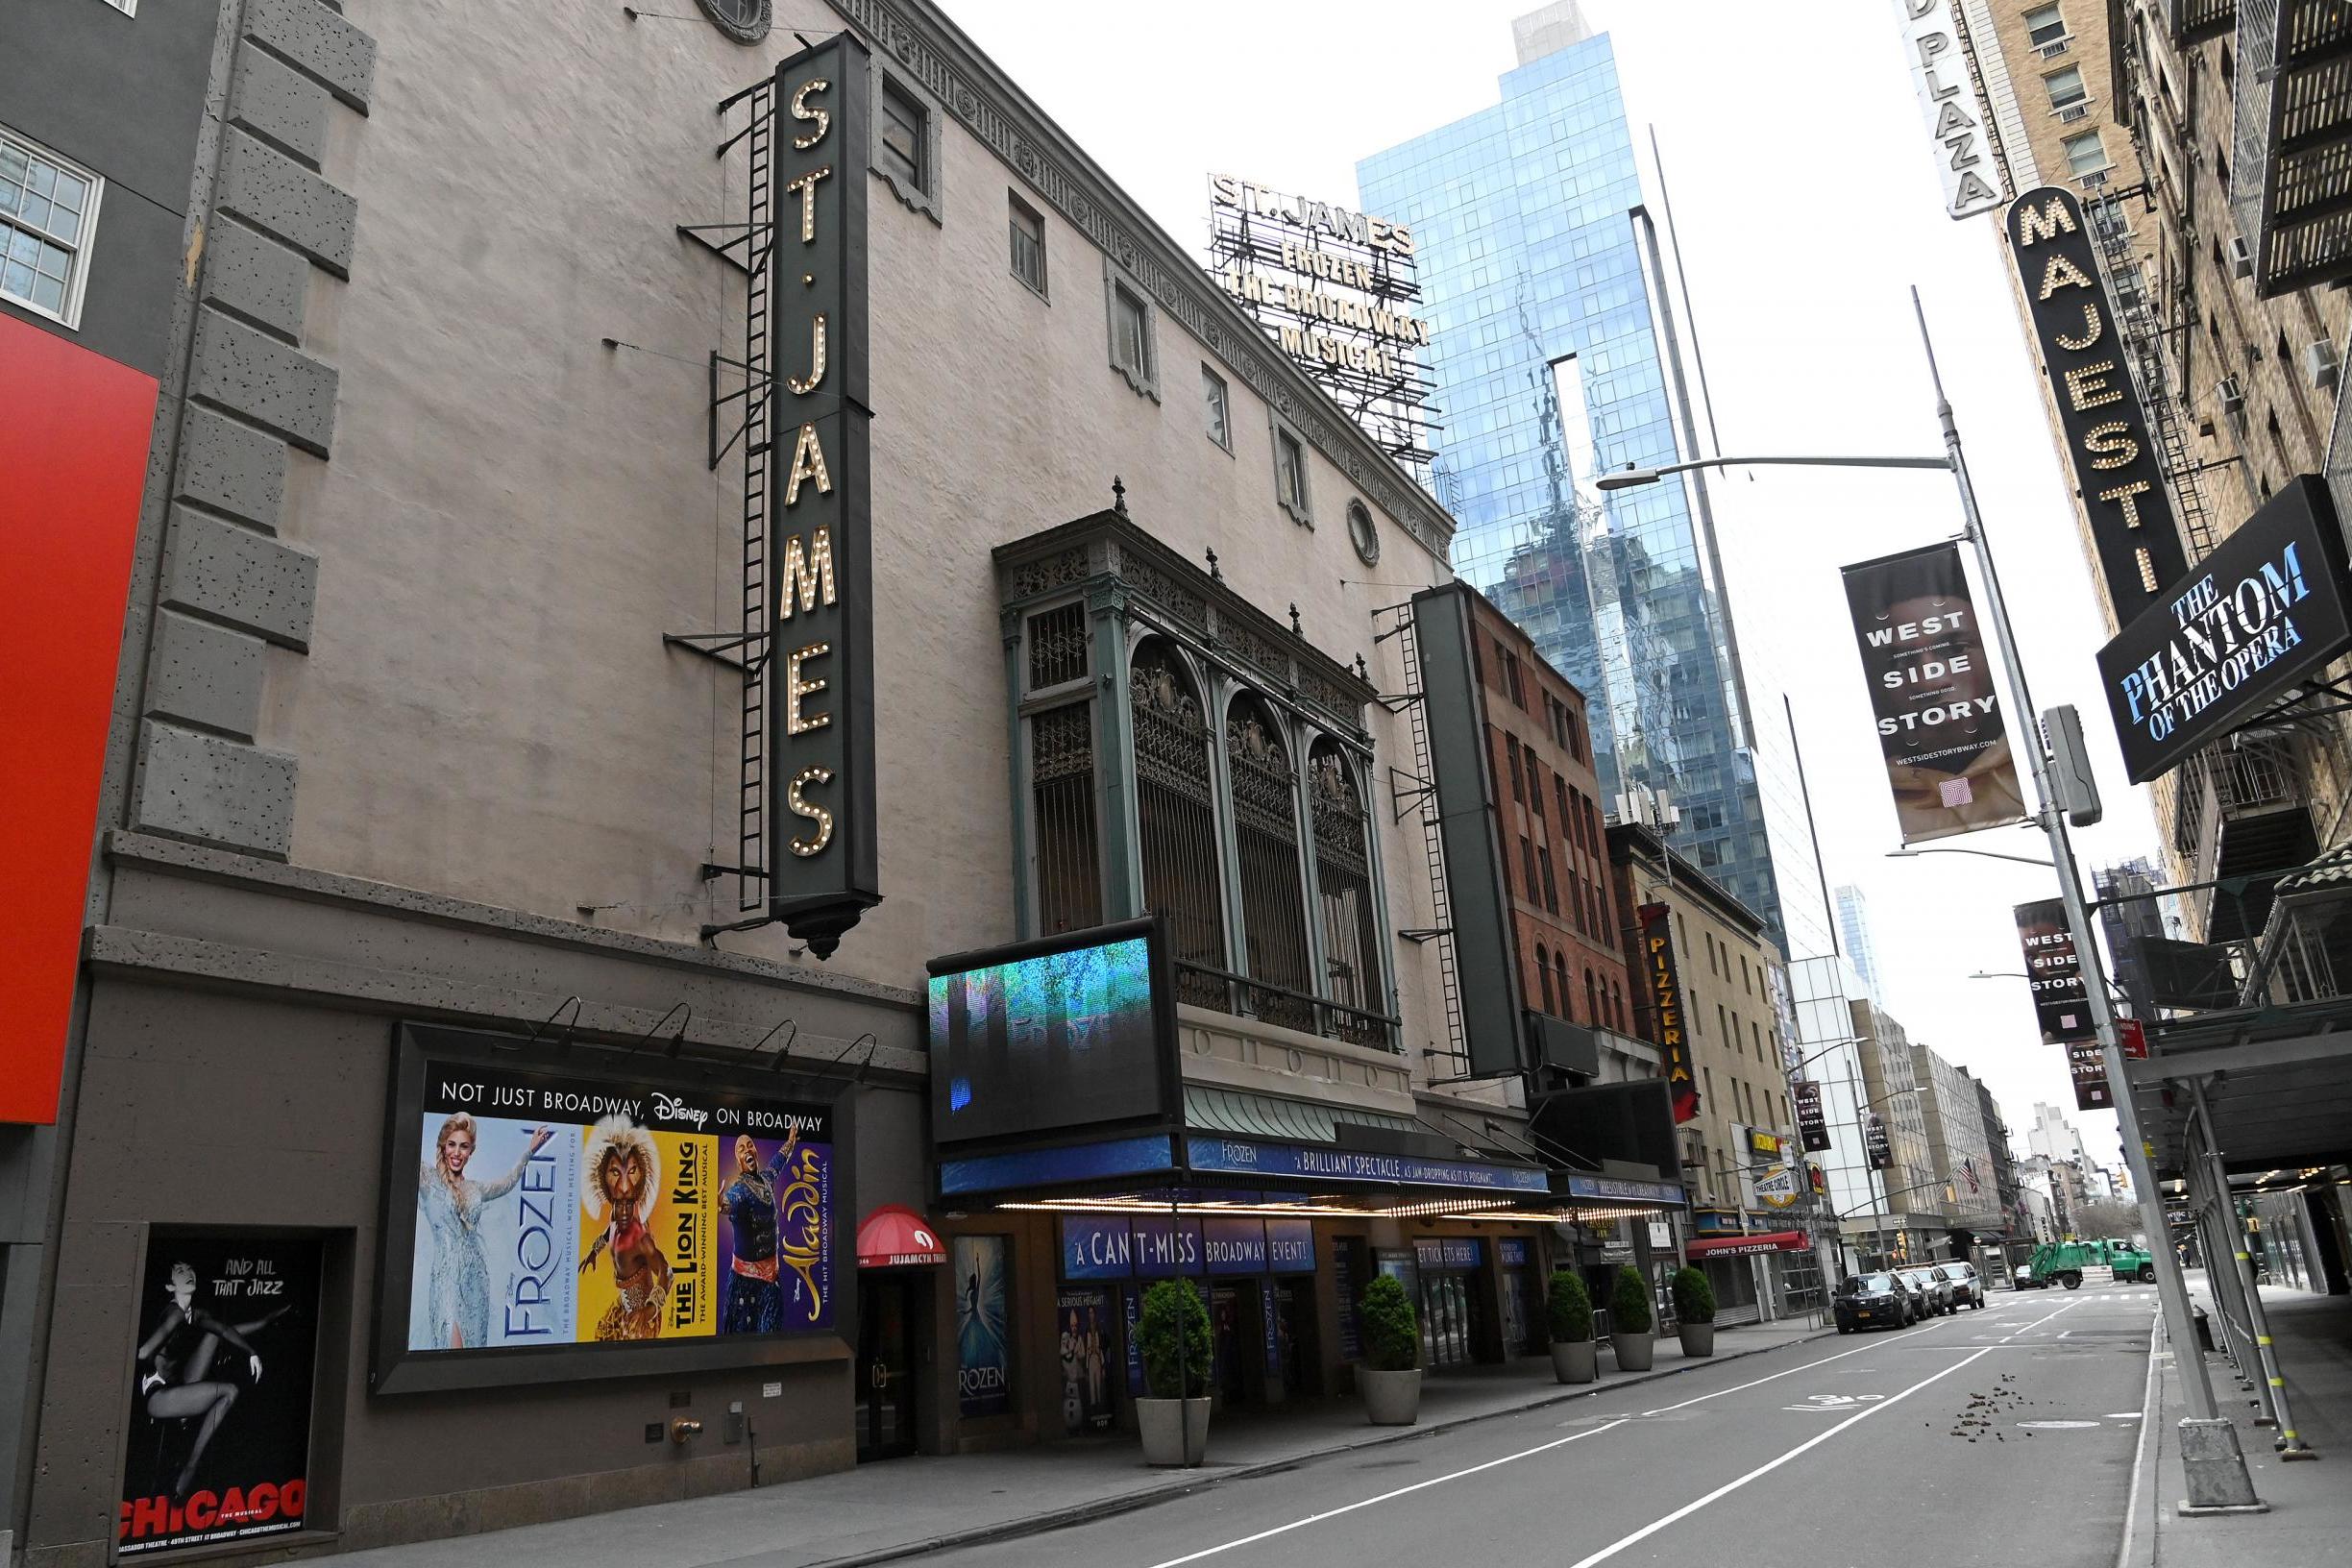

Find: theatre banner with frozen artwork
[375,1025,845,1391]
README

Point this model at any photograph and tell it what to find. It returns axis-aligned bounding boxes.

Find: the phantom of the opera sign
[766,35,881,957]
[1209,174,1437,470]
[1841,542,2027,843]
[2006,186,2190,625]
[2096,475,2352,783]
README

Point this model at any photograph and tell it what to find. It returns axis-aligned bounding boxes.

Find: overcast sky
[938,0,2149,1167]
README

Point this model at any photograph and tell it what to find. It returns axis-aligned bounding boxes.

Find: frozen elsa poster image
[953,1235,1011,1417]
[410,1112,578,1350]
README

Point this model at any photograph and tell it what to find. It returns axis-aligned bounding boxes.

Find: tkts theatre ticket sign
[376,1038,838,1390]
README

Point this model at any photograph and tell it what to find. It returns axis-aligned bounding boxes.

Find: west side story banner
[404,1060,833,1353]
[120,1234,320,1556]
[2014,898,2095,1044]
[766,34,881,958]
[1842,542,2027,843]
[1637,903,1699,1122]
[2005,187,2190,625]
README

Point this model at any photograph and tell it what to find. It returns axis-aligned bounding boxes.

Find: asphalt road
[923,1284,2162,1568]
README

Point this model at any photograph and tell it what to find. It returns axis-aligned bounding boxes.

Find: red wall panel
[0,314,157,1123]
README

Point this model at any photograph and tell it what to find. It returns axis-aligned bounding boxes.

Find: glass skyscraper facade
[1358,12,1789,948]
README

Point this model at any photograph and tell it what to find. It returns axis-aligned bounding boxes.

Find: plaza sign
[1892,0,2009,219]
[2095,475,2352,783]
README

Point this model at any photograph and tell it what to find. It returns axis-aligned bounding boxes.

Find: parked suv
[1939,1261,1986,1309]
[1899,1266,1956,1315]
[1834,1271,1920,1333]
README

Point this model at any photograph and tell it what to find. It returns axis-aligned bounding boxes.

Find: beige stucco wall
[268,2,1455,1044]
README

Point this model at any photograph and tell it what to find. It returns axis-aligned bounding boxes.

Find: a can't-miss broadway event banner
[406,1061,833,1352]
[1842,542,2027,843]
[120,1234,320,1556]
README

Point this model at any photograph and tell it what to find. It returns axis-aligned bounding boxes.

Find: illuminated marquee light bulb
[786,767,835,856]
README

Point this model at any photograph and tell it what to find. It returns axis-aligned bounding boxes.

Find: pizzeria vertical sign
[2005,187,2190,624]
[769,35,880,958]
[1638,903,1698,1123]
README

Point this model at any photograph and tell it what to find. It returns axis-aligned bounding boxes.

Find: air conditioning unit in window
[2059,103,2091,123]
[2078,168,2110,189]
[2229,234,2254,279]
[2309,338,2341,393]
[2217,376,2246,429]
[2039,37,2071,57]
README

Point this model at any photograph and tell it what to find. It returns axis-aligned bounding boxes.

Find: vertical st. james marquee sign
[2005,186,2190,623]
[768,36,880,959]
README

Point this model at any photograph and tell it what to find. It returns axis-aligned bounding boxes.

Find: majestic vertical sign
[120,1235,320,1556]
[1892,0,2009,218]
[768,35,880,958]
[2014,898,2095,1043]
[2006,187,2191,624]
[2096,476,2352,782]
[1793,1079,1832,1153]
[1409,585,1529,1079]
[1842,542,2026,843]
[1637,903,1699,1123]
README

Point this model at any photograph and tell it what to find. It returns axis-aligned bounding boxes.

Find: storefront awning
[856,1205,947,1268]
[1686,1230,1810,1259]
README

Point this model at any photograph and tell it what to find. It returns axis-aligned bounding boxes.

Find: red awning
[1685,1230,1811,1259]
[856,1205,947,1268]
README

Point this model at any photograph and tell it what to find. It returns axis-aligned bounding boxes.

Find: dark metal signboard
[2014,897,2095,1044]
[768,35,880,958]
[1841,542,2027,843]
[2095,475,2352,783]
[1793,1079,1832,1154]
[1409,584,1527,1079]
[2005,187,2190,624]
[1637,902,1699,1123]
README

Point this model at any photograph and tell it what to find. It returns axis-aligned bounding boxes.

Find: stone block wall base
[2177,1416,2266,1513]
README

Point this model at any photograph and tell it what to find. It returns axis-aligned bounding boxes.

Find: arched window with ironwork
[1024,600,1099,935]
[1129,638,1227,1007]
[1307,737,1384,1044]
[1226,693,1314,1032]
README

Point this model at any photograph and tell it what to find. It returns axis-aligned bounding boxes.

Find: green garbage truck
[2016,1237,2156,1289]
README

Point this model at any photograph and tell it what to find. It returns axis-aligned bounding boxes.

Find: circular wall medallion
[1346,499,1381,566]
[695,0,772,44]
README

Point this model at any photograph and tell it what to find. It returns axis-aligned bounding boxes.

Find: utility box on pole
[2041,705,2103,827]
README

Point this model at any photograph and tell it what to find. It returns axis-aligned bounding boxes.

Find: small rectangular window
[2045,65,2087,110]
[879,79,926,192]
[1276,429,1310,517]
[1008,194,1046,295]
[1539,846,1558,914]
[2025,4,2066,44]
[1202,365,1230,450]
[1521,837,1539,902]
[0,128,101,328]
[1507,734,1525,801]
[2061,129,2108,177]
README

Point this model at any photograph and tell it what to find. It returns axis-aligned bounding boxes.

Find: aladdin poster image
[405,1061,833,1354]
[1842,542,2028,844]
[119,1234,319,1556]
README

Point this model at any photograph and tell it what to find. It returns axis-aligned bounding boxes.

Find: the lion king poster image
[575,1118,716,1341]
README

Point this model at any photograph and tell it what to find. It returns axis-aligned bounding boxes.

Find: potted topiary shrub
[1137,1278,1213,1466]
[1608,1264,1655,1371]
[1355,1273,1423,1425]
[1546,1268,1597,1384]
[1672,1265,1717,1357]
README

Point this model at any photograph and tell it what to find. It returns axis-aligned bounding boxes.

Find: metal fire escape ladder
[734,77,776,914]
[2088,191,2218,560]
[1394,613,1467,1072]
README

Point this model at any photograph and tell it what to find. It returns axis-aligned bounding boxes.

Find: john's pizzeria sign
[767,36,881,956]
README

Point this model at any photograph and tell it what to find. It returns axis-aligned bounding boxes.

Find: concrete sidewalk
[332,1317,1836,1568]
[2123,1274,2352,1568]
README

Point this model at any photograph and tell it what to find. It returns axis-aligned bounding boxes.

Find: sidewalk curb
[804,1326,1840,1568]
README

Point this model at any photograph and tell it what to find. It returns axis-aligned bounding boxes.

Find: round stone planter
[1610,1329,1655,1372]
[1136,1397,1210,1466]
[1678,1321,1716,1358]
[1550,1339,1598,1384]
[1358,1366,1423,1426]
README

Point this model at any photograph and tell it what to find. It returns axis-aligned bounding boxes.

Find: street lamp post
[1596,288,2261,1510]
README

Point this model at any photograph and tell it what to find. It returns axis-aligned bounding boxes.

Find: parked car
[1899,1266,1956,1315]
[1834,1271,1920,1333]
[1939,1261,1986,1309]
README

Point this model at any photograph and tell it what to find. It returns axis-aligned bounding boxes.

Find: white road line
[2114,1315,2163,1568]
[1138,1420,1629,1568]
[1639,1314,1957,1415]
